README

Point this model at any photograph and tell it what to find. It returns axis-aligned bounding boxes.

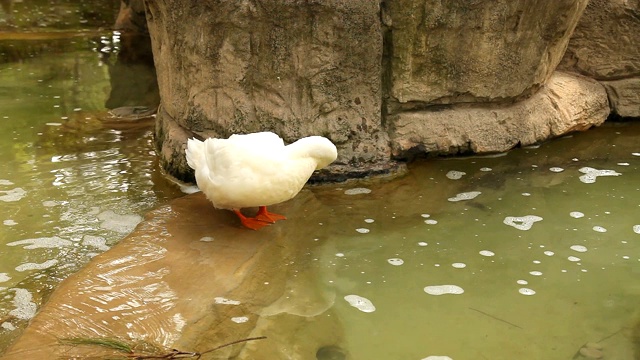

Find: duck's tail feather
[185,138,205,170]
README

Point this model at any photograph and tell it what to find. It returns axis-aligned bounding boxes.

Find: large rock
[384,0,589,106]
[145,0,392,182]
[558,0,640,117]
[389,72,609,156]
[1,191,345,359]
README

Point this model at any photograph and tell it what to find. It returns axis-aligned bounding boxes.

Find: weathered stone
[385,0,589,106]
[115,0,148,33]
[601,78,640,118]
[1,191,344,359]
[144,0,391,182]
[559,0,640,79]
[389,72,609,157]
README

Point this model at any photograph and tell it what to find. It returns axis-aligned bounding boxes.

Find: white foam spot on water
[521,192,531,196]
[529,271,542,276]
[3,219,17,226]
[544,251,555,256]
[1,322,15,331]
[344,295,376,313]
[618,162,630,166]
[0,188,27,202]
[231,316,249,323]
[632,152,640,156]
[424,285,464,295]
[424,219,438,225]
[568,256,581,262]
[9,288,37,320]
[422,356,453,360]
[592,226,607,233]
[344,188,372,195]
[578,167,621,184]
[42,200,59,207]
[480,167,492,172]
[387,258,404,266]
[0,179,14,186]
[336,253,345,257]
[364,218,375,223]
[215,297,241,305]
[633,225,640,234]
[448,191,481,202]
[418,242,428,246]
[519,288,536,295]
[446,170,466,180]
[517,280,528,285]
[199,236,214,242]
[549,167,564,173]
[570,245,587,253]
[46,122,62,126]
[421,214,431,218]
[503,215,543,230]
[97,210,142,234]
[570,211,585,218]
[15,259,58,272]
[452,263,466,269]
[7,236,72,249]
[355,228,370,234]
[479,250,495,257]
[0,273,11,283]
[82,235,109,251]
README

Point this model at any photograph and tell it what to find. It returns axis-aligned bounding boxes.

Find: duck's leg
[232,209,271,230]
[255,206,287,223]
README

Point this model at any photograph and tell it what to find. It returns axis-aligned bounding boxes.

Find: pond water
[1,5,640,360]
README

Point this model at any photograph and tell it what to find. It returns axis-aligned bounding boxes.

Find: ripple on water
[503,215,543,231]
[344,188,372,195]
[344,295,376,313]
[447,191,481,202]
[424,285,464,295]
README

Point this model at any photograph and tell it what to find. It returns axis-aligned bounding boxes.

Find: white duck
[185,131,337,230]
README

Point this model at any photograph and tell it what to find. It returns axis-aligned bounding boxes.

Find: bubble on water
[618,162,630,166]
[344,295,376,313]
[448,191,481,202]
[452,263,466,269]
[570,245,587,253]
[364,218,375,223]
[424,285,464,295]
[418,242,428,246]
[82,235,109,251]
[421,214,431,218]
[355,228,370,234]
[517,280,528,285]
[16,259,58,272]
[479,250,495,257]
[503,215,543,230]
[544,251,555,256]
[422,356,453,360]
[200,236,214,242]
[529,271,542,276]
[0,179,14,186]
[446,170,466,180]
[0,273,10,283]
[549,167,564,173]
[570,211,584,218]
[633,225,640,234]
[480,167,492,172]
[9,288,37,320]
[46,122,62,126]
[387,258,404,266]
[592,226,607,233]
[7,236,72,249]
[344,188,371,195]
[568,256,581,262]
[424,219,438,225]
[0,187,27,202]
[521,192,531,196]
[97,211,142,234]
[578,167,621,184]
[3,219,17,226]
[231,316,249,323]
[519,288,536,295]
[215,297,240,305]
[336,253,345,257]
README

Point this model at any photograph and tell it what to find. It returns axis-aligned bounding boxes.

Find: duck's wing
[228,132,285,149]
[185,138,205,170]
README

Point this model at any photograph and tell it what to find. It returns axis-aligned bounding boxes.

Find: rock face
[558,0,640,117]
[145,0,390,182]
[143,0,634,182]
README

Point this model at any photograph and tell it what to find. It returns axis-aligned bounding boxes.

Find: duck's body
[185,131,337,229]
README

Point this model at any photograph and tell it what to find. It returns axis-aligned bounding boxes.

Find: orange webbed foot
[233,209,271,230]
[255,206,287,223]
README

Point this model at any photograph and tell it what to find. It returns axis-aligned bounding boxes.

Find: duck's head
[289,136,338,170]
